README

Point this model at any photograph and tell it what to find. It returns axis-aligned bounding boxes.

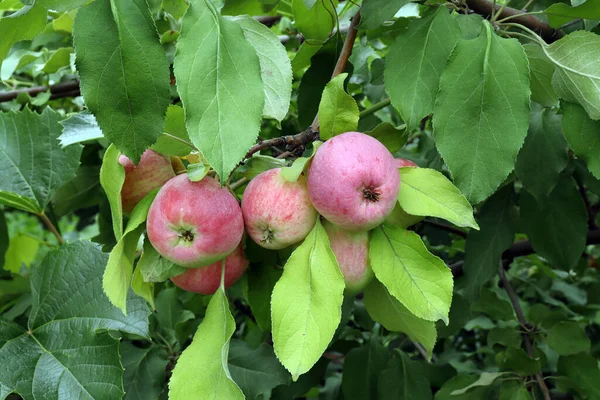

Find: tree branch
[37,212,64,245]
[465,0,564,42]
[450,228,600,276]
[0,80,80,103]
[423,219,467,238]
[498,263,551,400]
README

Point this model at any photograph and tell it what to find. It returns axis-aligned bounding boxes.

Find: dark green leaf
[228,340,290,398]
[0,211,8,269]
[545,321,591,355]
[460,185,516,300]
[138,239,186,283]
[515,103,568,201]
[37,0,91,11]
[378,351,432,400]
[523,44,559,107]
[341,336,389,400]
[0,241,150,400]
[562,101,600,179]
[0,108,82,213]
[488,327,521,349]
[470,288,514,321]
[364,122,407,153]
[385,8,461,129]
[53,166,101,216]
[122,343,168,400]
[360,0,409,30]
[545,0,600,28]
[520,176,587,270]
[247,261,282,331]
[557,352,600,398]
[498,348,541,375]
[433,21,529,204]
[74,0,171,162]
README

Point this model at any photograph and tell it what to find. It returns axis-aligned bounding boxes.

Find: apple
[395,158,418,168]
[323,220,373,294]
[147,174,244,267]
[171,243,248,295]
[119,149,176,214]
[307,131,400,231]
[387,157,422,228]
[241,168,318,249]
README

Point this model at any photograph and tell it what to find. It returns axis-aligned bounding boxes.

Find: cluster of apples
[119,132,416,295]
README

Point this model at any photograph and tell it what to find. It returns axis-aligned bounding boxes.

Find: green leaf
[0,5,47,69]
[121,343,168,400]
[271,219,345,380]
[52,9,77,33]
[436,375,492,400]
[488,327,522,349]
[233,15,292,123]
[53,165,101,216]
[169,287,244,399]
[228,340,290,398]
[378,351,433,400]
[515,103,568,201]
[0,211,7,269]
[398,167,478,229]
[562,101,600,179]
[433,21,530,204]
[460,184,515,300]
[187,162,210,182]
[132,264,154,310]
[499,382,532,400]
[523,44,559,107]
[364,279,436,358]
[151,105,194,157]
[0,108,82,214]
[3,234,39,274]
[162,0,189,18]
[498,348,541,375]
[385,8,461,130]
[291,42,322,74]
[520,176,587,270]
[174,0,264,183]
[99,144,125,240]
[545,321,591,355]
[370,225,453,323]
[545,0,600,28]
[451,372,507,395]
[281,142,322,182]
[58,111,104,148]
[364,122,407,154]
[103,189,158,314]
[247,261,282,331]
[0,241,150,400]
[73,0,171,162]
[1,49,43,81]
[153,287,194,344]
[41,47,72,73]
[318,73,359,140]
[138,239,186,282]
[37,0,92,12]
[557,352,600,398]
[341,336,389,400]
[544,31,600,120]
[360,0,409,30]
[470,288,514,321]
[457,13,484,39]
[242,155,287,180]
[291,0,337,42]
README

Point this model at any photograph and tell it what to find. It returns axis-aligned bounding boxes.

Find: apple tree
[0,0,600,399]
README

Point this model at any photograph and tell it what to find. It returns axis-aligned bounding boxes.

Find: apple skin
[307,132,400,232]
[147,174,244,267]
[241,168,318,249]
[323,220,373,294]
[119,150,176,214]
[395,158,418,168]
[386,158,423,228]
[171,243,248,295]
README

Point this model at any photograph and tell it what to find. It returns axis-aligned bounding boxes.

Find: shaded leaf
[360,0,409,30]
[341,336,389,400]
[122,343,168,400]
[562,101,600,179]
[378,351,433,400]
[524,44,559,107]
[318,73,359,140]
[545,321,591,355]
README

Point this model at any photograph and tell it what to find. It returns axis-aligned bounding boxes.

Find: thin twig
[498,263,551,400]
[423,219,467,238]
[37,212,64,245]
[359,98,392,118]
[575,175,596,229]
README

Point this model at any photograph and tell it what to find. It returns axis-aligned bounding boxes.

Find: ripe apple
[323,220,373,294]
[307,131,400,231]
[241,168,318,249]
[171,243,248,295]
[147,174,244,267]
[395,158,418,168]
[387,157,422,228]
[119,149,176,214]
